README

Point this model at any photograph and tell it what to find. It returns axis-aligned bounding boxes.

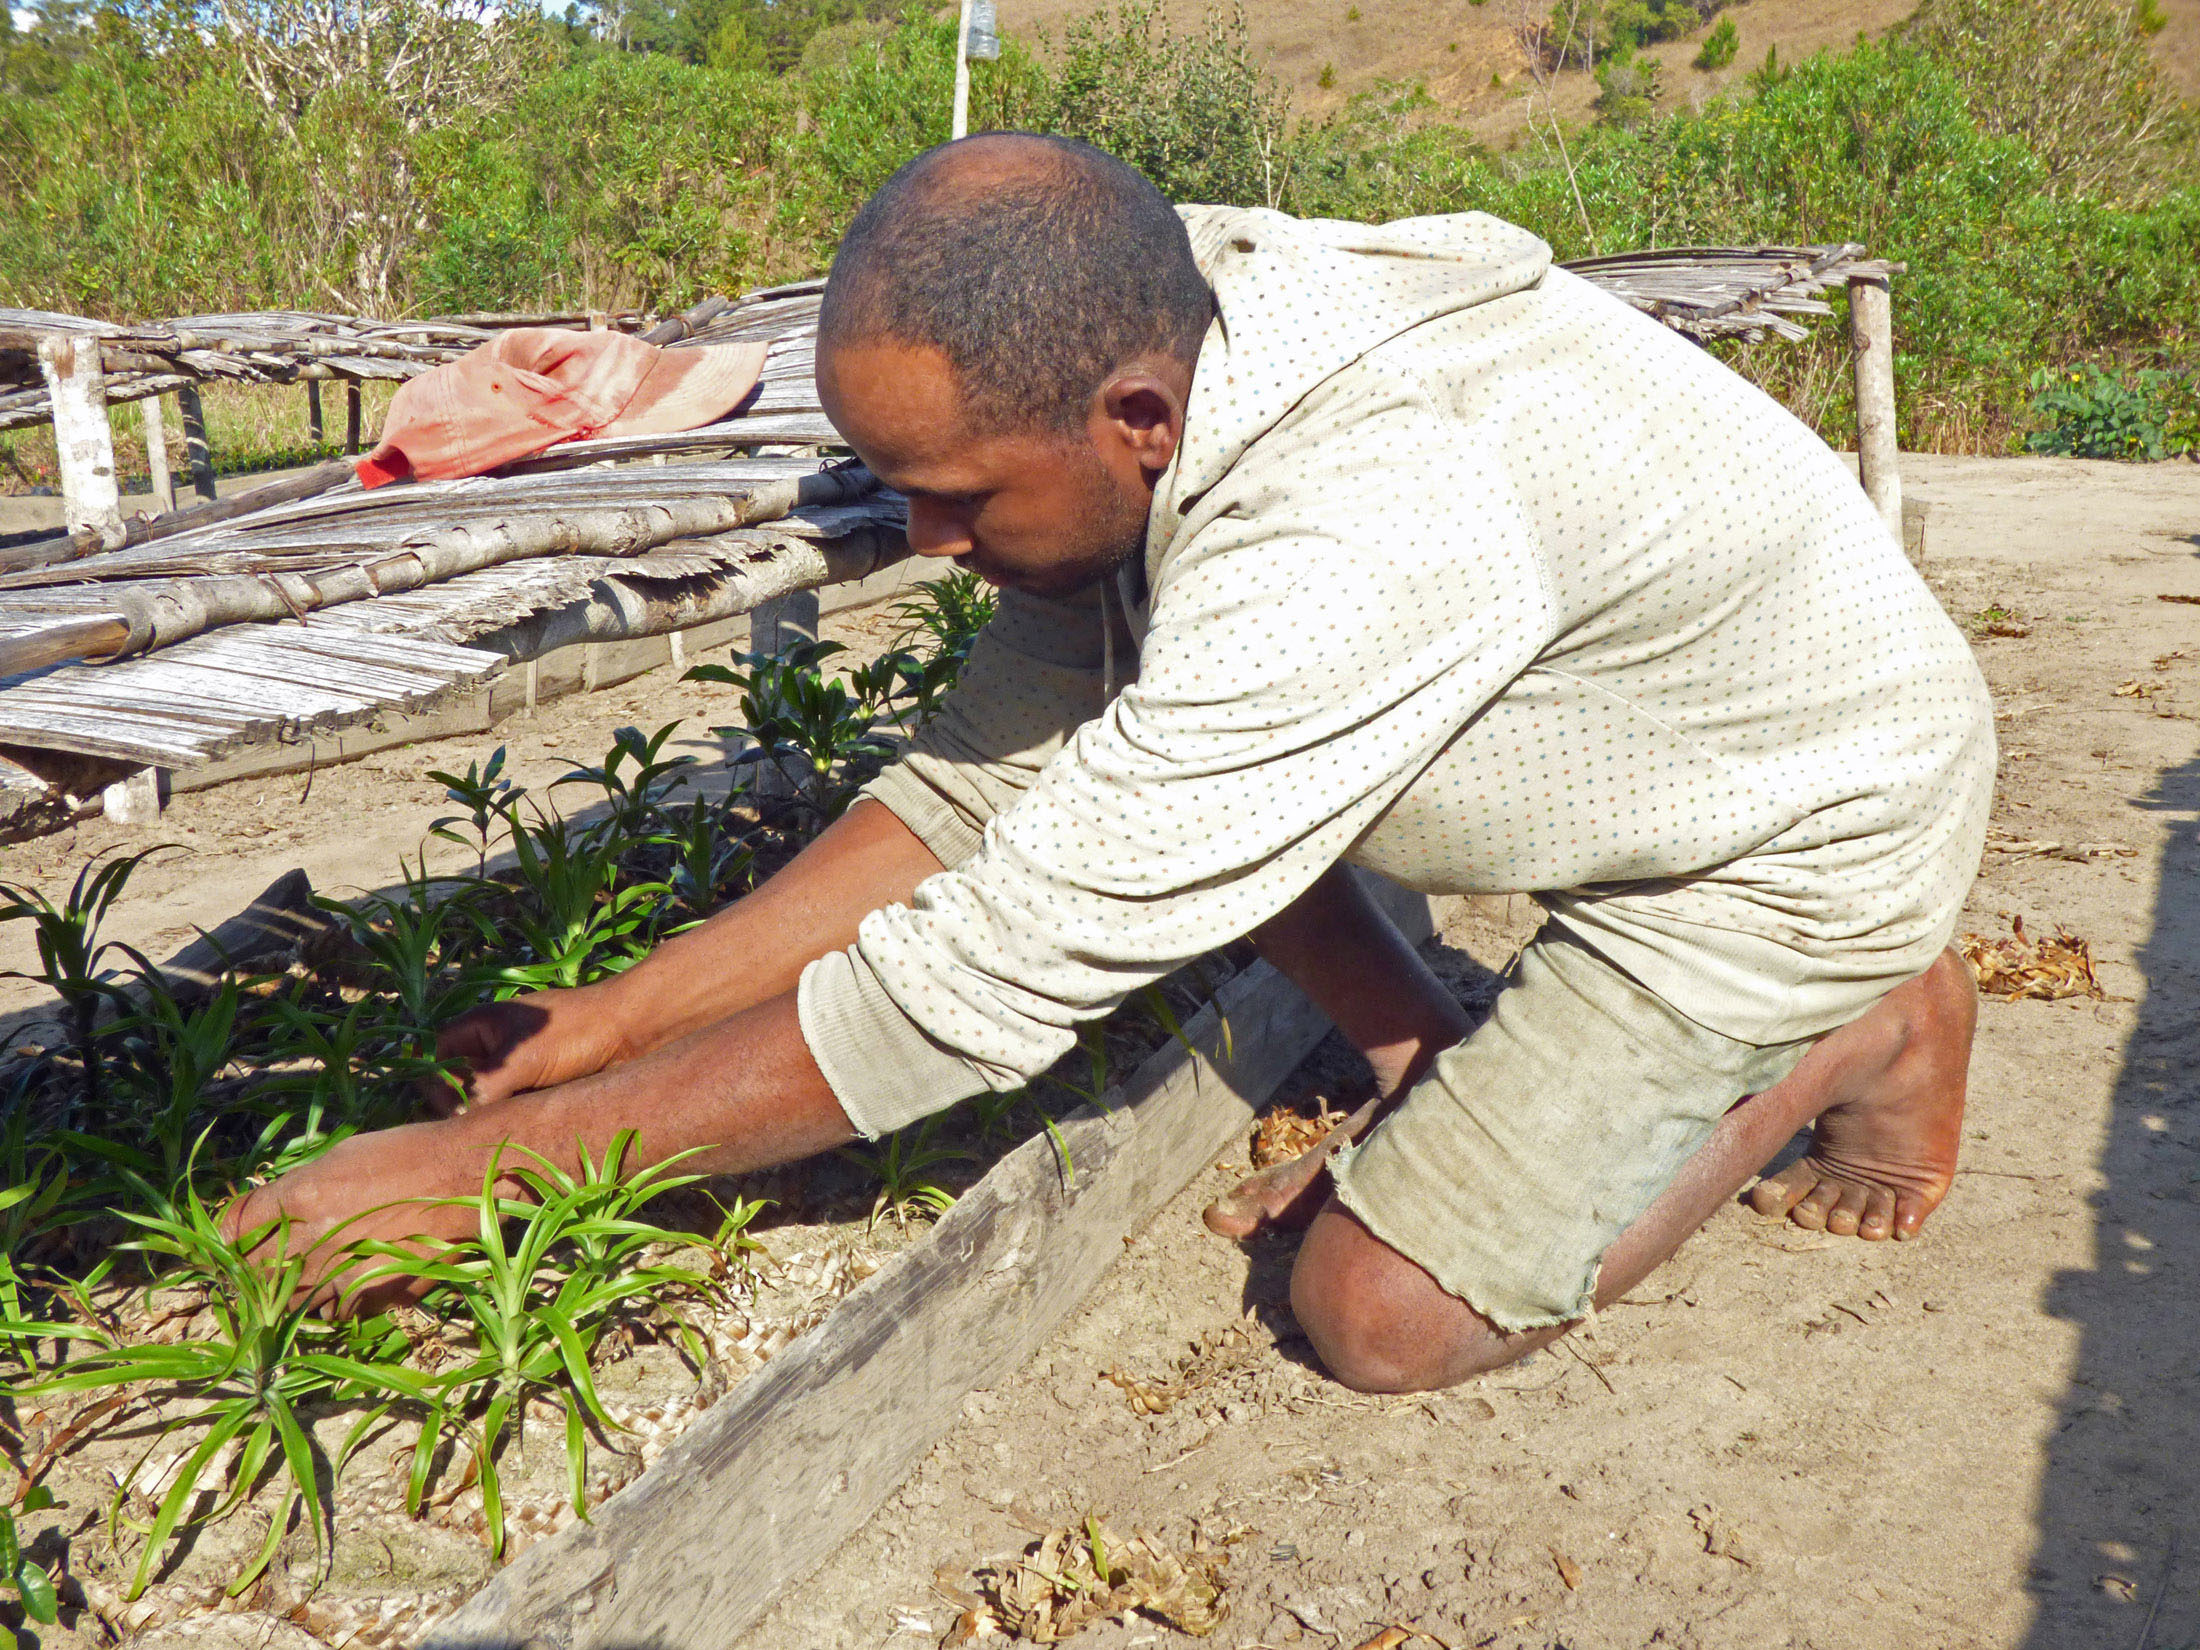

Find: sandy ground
[2,453,2197,1647]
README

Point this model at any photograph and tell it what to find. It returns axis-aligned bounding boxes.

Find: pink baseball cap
[356,327,769,487]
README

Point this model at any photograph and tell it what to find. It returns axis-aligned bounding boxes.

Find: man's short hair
[819,134,1214,435]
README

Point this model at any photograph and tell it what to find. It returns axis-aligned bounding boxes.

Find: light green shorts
[1328,929,1814,1332]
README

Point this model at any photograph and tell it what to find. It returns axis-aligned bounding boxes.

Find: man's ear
[1096,370,1186,478]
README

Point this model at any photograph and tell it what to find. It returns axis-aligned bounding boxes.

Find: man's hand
[222,1118,501,1313]
[430,986,631,1113]
[426,801,951,1114]
[239,992,857,1312]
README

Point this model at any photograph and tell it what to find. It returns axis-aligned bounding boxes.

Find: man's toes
[1855,1185,1898,1241]
[1785,1173,1848,1232]
[1820,1182,1871,1237]
[1746,1162,1812,1218]
[1889,1187,1937,1241]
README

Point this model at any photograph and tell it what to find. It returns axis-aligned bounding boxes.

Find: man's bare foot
[1203,1097,1381,1239]
[1746,948,1976,1241]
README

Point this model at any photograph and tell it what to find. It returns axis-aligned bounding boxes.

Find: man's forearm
[456,990,853,1179]
[592,798,946,1061]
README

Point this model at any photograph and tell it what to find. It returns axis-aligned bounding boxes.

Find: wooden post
[951,0,973,138]
[306,379,324,446]
[1847,273,1902,545]
[748,589,818,658]
[35,336,123,546]
[344,382,363,455]
[141,392,175,515]
[175,384,218,502]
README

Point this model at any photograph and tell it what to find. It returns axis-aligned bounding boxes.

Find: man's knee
[1289,1213,1533,1393]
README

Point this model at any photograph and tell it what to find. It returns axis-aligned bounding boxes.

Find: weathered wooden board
[425,877,1439,1650]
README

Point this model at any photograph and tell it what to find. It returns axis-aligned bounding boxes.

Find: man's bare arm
[441,799,947,1107]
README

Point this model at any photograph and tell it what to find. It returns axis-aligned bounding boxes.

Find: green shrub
[1593,41,1663,128]
[1050,4,1290,205]
[2024,364,2199,460]
[1694,15,1738,69]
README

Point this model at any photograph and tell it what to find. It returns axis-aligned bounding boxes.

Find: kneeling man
[239,134,1993,1392]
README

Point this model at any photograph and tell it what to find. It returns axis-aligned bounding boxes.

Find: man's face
[816,336,1170,599]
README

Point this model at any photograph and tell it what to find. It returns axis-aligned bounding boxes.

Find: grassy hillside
[996,0,2200,133]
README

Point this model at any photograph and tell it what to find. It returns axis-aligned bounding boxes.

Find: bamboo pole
[344,382,362,454]
[35,336,124,547]
[176,385,218,502]
[0,467,878,678]
[1848,273,1902,543]
[141,393,175,515]
[306,380,324,446]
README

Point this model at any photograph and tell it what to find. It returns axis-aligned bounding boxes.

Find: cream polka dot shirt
[801,207,1995,1136]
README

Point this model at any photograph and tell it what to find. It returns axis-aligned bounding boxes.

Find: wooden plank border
[427,878,1441,1650]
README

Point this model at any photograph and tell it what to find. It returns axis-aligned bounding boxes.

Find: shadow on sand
[2024,750,2200,1647]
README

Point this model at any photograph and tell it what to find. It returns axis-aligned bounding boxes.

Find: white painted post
[1848,273,1903,546]
[747,590,820,804]
[951,0,973,139]
[141,392,175,514]
[36,335,123,546]
[101,766,163,826]
[749,590,818,659]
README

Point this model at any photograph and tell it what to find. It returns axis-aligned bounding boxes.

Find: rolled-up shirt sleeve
[804,434,1554,1137]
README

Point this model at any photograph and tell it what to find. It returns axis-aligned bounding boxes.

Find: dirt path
[722,455,2198,1650]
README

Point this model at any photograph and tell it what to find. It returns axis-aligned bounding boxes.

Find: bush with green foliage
[0,0,2193,457]
[1694,15,1738,70]
[2024,364,2199,460]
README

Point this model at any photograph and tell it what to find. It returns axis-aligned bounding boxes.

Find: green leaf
[16,1488,52,1517]
[16,1560,56,1625]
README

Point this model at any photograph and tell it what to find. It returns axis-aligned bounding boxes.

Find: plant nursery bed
[3,866,1437,1650]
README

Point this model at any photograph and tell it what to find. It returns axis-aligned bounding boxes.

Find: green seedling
[836,1119,967,1229]
[0,1086,78,1358]
[321,871,498,1033]
[427,745,525,872]
[687,642,899,832]
[350,1135,711,1556]
[248,995,434,1178]
[659,794,756,915]
[6,1176,432,1600]
[553,722,696,844]
[495,807,671,991]
[0,1486,59,1647]
[97,973,250,1191]
[0,847,170,1113]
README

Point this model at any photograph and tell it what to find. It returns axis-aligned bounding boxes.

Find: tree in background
[1904,0,2193,203]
